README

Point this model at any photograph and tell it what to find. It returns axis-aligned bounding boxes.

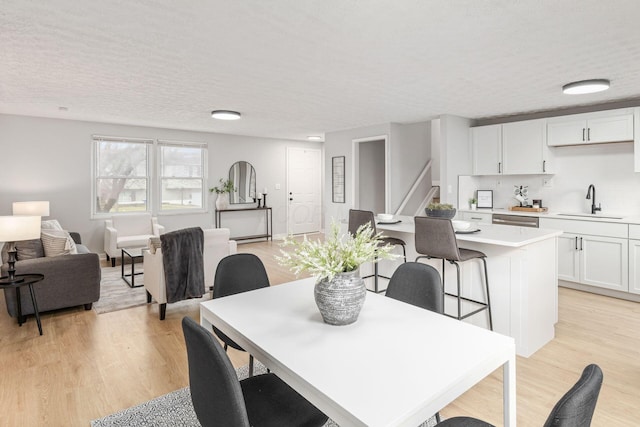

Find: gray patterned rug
[92,266,147,314]
[91,362,437,426]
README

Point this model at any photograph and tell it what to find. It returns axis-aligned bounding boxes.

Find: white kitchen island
[373,216,562,357]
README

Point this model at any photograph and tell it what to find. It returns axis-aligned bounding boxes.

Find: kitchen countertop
[377,215,562,248]
[459,208,640,224]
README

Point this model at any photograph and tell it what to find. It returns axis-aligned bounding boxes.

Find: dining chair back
[385,262,444,314]
[212,253,270,376]
[348,209,407,293]
[182,317,328,427]
[436,364,603,427]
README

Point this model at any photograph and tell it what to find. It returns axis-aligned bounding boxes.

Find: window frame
[156,140,208,215]
[91,135,153,218]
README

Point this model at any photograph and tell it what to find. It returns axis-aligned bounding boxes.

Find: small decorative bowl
[377,213,393,222]
[452,220,472,231]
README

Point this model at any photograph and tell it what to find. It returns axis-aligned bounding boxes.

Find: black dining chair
[385,262,444,314]
[437,364,603,427]
[182,317,328,427]
[348,209,407,293]
[212,253,270,377]
[414,216,493,330]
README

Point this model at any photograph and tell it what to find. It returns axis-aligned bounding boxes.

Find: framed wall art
[477,190,493,208]
[332,156,345,203]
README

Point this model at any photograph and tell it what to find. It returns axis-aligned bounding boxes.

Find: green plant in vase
[425,202,456,219]
[209,178,235,210]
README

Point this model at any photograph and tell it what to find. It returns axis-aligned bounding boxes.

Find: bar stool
[414,216,493,330]
[348,209,406,293]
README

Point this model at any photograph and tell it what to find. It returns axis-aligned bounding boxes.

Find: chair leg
[400,244,407,263]
[481,257,493,331]
[111,257,116,267]
[249,355,254,377]
[159,303,166,320]
[442,258,446,310]
[454,261,462,320]
[435,412,441,423]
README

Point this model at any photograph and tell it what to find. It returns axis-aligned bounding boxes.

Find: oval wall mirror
[229,161,256,203]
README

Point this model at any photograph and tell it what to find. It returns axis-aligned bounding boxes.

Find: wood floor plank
[0,239,638,426]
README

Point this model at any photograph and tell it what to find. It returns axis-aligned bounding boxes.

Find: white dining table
[200,278,517,427]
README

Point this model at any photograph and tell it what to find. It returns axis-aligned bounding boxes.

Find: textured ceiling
[2,0,640,141]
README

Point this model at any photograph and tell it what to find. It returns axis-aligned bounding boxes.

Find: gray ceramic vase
[314,270,366,326]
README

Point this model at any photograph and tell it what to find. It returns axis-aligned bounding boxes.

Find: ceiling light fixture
[562,79,610,95]
[307,136,323,141]
[211,110,241,120]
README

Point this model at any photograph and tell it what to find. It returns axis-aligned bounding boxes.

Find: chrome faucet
[586,184,601,214]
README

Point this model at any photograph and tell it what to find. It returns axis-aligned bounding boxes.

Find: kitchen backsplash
[459,142,640,216]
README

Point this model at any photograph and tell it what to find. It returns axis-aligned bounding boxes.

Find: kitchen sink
[556,213,624,220]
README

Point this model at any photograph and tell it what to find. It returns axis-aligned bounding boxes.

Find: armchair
[104,213,164,267]
[143,228,237,320]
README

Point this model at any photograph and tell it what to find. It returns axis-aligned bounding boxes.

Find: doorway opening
[353,135,389,214]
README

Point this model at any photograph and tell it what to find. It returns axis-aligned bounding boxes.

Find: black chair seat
[241,374,329,427]
[457,248,486,262]
[381,236,406,246]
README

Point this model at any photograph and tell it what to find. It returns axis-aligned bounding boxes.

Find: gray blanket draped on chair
[160,227,205,303]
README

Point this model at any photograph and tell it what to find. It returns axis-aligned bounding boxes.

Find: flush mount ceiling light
[211,110,241,120]
[562,79,610,95]
[307,136,323,141]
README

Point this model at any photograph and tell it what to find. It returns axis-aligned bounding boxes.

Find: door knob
[289,198,293,201]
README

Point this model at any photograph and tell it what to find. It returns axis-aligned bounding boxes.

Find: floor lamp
[0,216,41,284]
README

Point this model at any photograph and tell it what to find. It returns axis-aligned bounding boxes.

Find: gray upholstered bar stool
[348,209,406,293]
[414,216,493,330]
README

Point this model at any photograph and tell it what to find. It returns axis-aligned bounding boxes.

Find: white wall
[437,115,473,206]
[0,114,322,253]
[459,142,640,216]
[358,139,386,213]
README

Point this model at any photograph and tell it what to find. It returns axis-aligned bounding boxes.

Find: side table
[0,273,45,335]
[121,247,145,288]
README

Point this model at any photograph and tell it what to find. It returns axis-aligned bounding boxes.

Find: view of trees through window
[94,138,206,215]
[95,140,149,213]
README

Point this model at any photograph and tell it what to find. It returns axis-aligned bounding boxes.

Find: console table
[215,207,272,242]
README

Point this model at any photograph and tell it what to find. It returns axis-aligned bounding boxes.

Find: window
[158,141,207,212]
[93,136,152,215]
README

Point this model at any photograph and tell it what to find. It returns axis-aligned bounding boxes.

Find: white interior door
[287,147,322,235]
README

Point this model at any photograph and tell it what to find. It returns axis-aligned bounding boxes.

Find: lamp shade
[0,216,41,242]
[13,201,50,216]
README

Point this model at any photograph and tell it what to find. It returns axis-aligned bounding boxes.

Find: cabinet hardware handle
[582,128,586,141]
[498,162,502,173]
[587,128,591,141]
[471,217,482,220]
[575,236,578,250]
[580,237,583,251]
[543,160,546,172]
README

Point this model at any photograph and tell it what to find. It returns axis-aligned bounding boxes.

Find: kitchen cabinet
[502,119,552,174]
[547,108,634,146]
[471,119,552,175]
[628,225,640,295]
[540,218,628,292]
[458,211,492,224]
[471,124,502,175]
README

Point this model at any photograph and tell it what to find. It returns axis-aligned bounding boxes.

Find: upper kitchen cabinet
[502,119,552,174]
[547,108,634,146]
[471,124,502,175]
[471,119,552,176]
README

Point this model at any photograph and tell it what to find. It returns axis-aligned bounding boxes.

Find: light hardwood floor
[1,239,638,426]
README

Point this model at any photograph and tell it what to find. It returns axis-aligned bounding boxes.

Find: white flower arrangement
[277,220,398,282]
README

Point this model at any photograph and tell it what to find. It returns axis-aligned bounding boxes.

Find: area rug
[91,361,437,426]
[92,266,148,314]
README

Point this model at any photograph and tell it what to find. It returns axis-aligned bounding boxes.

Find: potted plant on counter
[277,221,398,326]
[469,197,478,210]
[425,202,456,219]
[209,178,235,210]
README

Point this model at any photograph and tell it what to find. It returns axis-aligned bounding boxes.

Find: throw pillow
[41,232,70,257]
[41,219,64,231]
[15,239,45,260]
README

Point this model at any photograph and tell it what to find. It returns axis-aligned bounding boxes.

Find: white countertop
[459,208,640,225]
[377,215,562,247]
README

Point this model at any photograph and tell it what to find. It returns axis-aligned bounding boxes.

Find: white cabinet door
[471,125,502,175]
[580,235,628,291]
[502,119,550,174]
[459,211,492,224]
[587,113,634,144]
[557,233,580,282]
[629,239,640,295]
[547,118,586,146]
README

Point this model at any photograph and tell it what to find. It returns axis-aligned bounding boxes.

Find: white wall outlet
[275,183,281,190]
[543,177,554,188]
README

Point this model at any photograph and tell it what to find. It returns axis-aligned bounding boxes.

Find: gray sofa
[1,232,101,317]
